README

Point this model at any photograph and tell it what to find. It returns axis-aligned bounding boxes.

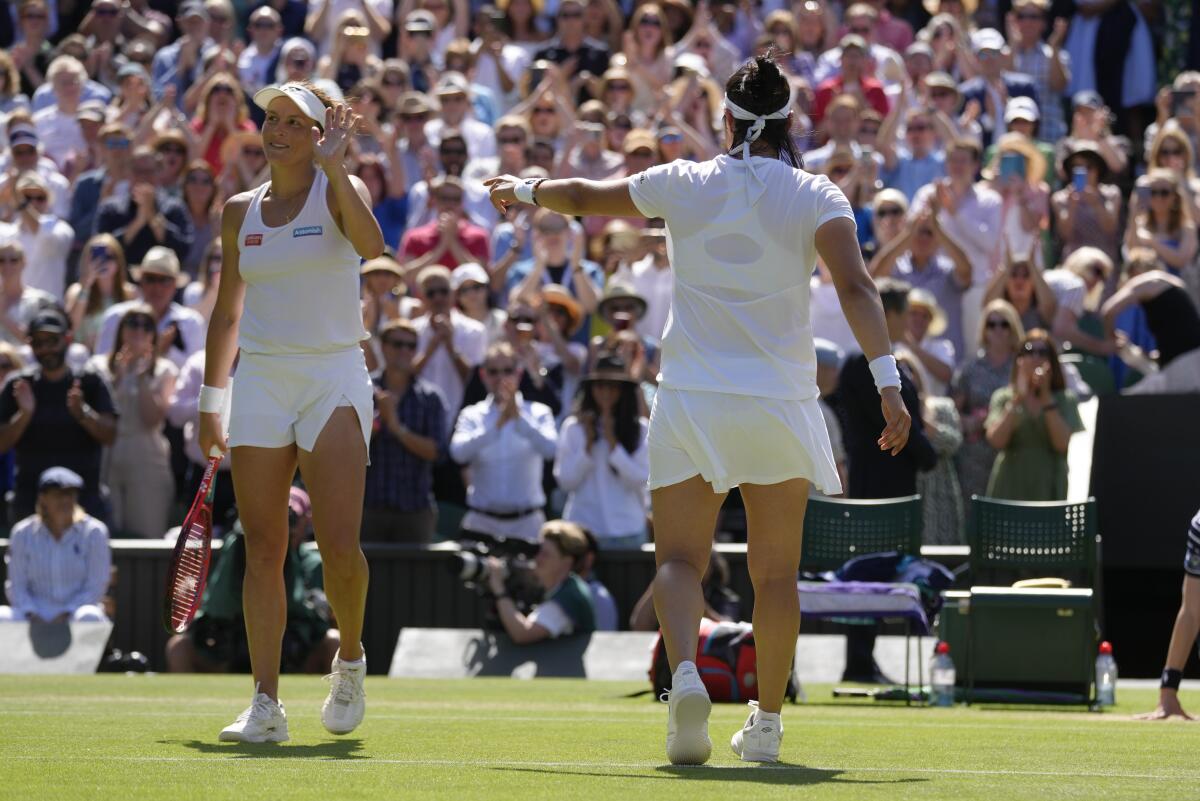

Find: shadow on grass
[493,764,927,787]
[162,738,368,760]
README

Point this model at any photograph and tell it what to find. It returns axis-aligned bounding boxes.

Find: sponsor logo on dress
[244,233,263,246]
[293,225,323,238]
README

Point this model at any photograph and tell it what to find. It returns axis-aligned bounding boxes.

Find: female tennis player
[199,81,384,743]
[487,52,910,765]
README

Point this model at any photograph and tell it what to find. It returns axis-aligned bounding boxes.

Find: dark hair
[572,351,642,455]
[1010,328,1066,392]
[724,49,802,169]
[876,277,911,314]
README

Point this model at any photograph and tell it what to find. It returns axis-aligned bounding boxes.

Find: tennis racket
[162,446,223,634]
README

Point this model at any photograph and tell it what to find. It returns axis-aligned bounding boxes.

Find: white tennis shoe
[321,647,366,735]
[664,661,712,765]
[219,686,289,743]
[730,700,782,762]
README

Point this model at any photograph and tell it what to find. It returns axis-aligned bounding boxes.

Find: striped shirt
[1012,43,1070,143]
[3,514,111,620]
[365,375,447,513]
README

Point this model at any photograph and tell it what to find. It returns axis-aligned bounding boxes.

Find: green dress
[984,388,1083,501]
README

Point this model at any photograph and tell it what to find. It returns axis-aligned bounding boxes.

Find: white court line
[0,754,1192,781]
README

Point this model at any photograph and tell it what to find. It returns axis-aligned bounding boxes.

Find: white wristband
[513,179,536,205]
[198,384,226,414]
[868,355,902,393]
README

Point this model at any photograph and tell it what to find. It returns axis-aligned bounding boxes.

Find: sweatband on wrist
[514,178,540,205]
[198,385,226,414]
[868,355,902,393]
[1162,668,1183,690]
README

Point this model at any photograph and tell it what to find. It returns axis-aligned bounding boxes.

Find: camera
[451,533,543,629]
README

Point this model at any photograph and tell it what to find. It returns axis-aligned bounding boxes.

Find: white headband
[253,82,327,130]
[724,95,791,203]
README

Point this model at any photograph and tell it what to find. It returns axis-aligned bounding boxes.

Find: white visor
[253,83,327,130]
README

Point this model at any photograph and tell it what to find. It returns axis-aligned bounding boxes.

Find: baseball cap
[972,28,1005,53]
[28,306,70,336]
[839,34,868,53]
[76,99,108,123]
[16,171,48,193]
[288,486,311,517]
[39,467,84,492]
[179,0,208,20]
[434,71,471,96]
[117,62,149,82]
[1005,96,1040,123]
[398,91,432,115]
[253,83,328,130]
[405,9,436,32]
[451,262,489,291]
[924,71,958,92]
[9,124,39,148]
[622,128,657,154]
[1072,90,1104,110]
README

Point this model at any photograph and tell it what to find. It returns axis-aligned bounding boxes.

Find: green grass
[1,675,1197,801]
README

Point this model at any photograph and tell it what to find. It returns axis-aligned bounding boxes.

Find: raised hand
[13,379,35,414]
[312,104,361,171]
[66,379,85,420]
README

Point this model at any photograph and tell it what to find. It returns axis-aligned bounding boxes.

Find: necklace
[267,183,309,226]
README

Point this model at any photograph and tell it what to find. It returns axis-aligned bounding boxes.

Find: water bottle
[1095,641,1117,707]
[930,641,956,707]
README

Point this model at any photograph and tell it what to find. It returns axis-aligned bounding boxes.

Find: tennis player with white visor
[199,81,385,743]
[487,51,911,765]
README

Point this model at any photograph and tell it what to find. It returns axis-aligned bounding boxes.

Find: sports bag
[650,617,798,702]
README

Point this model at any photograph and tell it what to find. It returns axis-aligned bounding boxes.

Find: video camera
[451,533,543,629]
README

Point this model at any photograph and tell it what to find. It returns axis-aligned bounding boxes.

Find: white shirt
[32,105,86,172]
[897,337,955,397]
[405,177,498,232]
[554,415,649,539]
[238,42,282,95]
[167,350,232,472]
[470,41,531,112]
[629,156,855,400]
[424,116,498,162]
[96,301,206,370]
[618,255,673,344]
[810,276,860,357]
[412,309,488,420]
[1044,268,1086,318]
[0,215,74,300]
[3,514,111,621]
[307,0,393,56]
[449,393,558,537]
[911,182,1003,284]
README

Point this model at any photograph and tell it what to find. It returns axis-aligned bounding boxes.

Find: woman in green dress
[984,329,1083,500]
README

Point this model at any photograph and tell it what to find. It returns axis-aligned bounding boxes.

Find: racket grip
[208,445,224,459]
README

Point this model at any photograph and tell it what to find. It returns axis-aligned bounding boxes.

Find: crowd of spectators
[3,0,1200,632]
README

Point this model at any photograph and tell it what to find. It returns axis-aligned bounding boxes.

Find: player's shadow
[165,738,368,760]
[493,764,925,787]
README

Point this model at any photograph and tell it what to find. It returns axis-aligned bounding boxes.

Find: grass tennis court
[2,675,1196,801]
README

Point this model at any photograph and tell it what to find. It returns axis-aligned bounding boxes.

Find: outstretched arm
[484,175,645,219]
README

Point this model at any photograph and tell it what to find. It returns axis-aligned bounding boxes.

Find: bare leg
[297,408,368,663]
[650,474,726,672]
[740,478,809,714]
[1136,575,1200,720]
[231,444,298,700]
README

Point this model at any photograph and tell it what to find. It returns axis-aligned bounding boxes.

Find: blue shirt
[882,149,947,201]
[373,196,409,252]
[365,375,446,513]
[504,258,604,346]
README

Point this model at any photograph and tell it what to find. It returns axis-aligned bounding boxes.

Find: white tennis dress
[228,170,374,452]
[628,154,852,494]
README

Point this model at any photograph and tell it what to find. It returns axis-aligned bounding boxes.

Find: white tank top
[236,171,368,355]
[628,156,856,401]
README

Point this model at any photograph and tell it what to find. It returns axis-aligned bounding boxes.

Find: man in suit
[958,28,1037,148]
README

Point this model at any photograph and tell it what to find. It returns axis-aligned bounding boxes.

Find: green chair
[953,496,1101,704]
[1060,352,1115,396]
[801,495,923,572]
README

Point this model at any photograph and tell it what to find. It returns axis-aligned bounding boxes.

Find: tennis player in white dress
[199,82,385,743]
[487,53,911,765]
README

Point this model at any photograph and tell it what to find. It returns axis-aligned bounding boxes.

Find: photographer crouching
[484,520,597,644]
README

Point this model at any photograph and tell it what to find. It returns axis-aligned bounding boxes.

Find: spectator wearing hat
[0,122,71,220]
[96,246,205,370]
[151,2,215,104]
[363,318,445,543]
[400,10,439,93]
[87,304,177,538]
[238,6,285,95]
[393,91,435,194]
[984,98,1056,182]
[554,352,649,549]
[878,101,947,201]
[411,265,488,421]
[1003,0,1070,143]
[870,203,972,357]
[484,519,597,643]
[1050,139,1122,263]
[164,487,339,674]
[958,28,1038,149]
[360,257,413,344]
[427,71,497,161]
[1060,89,1129,176]
[306,0,393,59]
[813,338,847,496]
[94,145,194,266]
[0,308,117,523]
[67,123,132,258]
[453,261,506,343]
[986,131,1050,268]
[451,341,559,543]
[400,174,491,270]
[0,170,72,300]
[899,287,955,396]
[406,130,498,230]
[614,226,671,344]
[108,63,152,131]
[471,5,533,109]
[922,70,982,147]
[812,36,889,129]
[0,240,56,346]
[73,100,109,174]
[0,467,111,624]
[533,0,611,83]
[507,209,602,343]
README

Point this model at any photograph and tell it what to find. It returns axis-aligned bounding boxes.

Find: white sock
[755,709,781,723]
[338,650,366,667]
[675,660,697,675]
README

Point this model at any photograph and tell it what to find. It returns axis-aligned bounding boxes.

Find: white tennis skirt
[228,347,374,453]
[647,387,842,495]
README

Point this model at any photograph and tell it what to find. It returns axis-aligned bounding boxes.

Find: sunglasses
[383,338,419,350]
[288,57,311,67]
[930,88,955,99]
[439,147,467,156]
[0,360,15,371]
[607,82,632,92]
[498,135,525,145]
[23,194,48,203]
[532,107,556,115]
[1015,12,1043,19]
[20,12,47,20]
[559,10,583,18]
[639,16,661,26]
[486,366,517,376]
[509,314,537,324]
[140,273,176,285]
[1021,343,1051,357]
[186,173,214,186]
[1149,188,1174,198]
[95,6,119,16]
[250,19,279,28]
[906,123,931,132]
[401,112,429,121]
[458,283,488,293]
[876,206,904,218]
[382,78,406,87]
[409,29,432,37]
[611,119,633,130]
[105,137,131,149]
[659,133,683,144]
[30,335,63,349]
[123,317,156,331]
[424,286,451,298]
[985,319,1010,330]
[1159,148,1185,158]
[849,26,871,35]
[0,255,22,264]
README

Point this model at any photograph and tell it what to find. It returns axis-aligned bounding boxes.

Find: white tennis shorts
[647,387,842,495]
[228,347,373,453]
